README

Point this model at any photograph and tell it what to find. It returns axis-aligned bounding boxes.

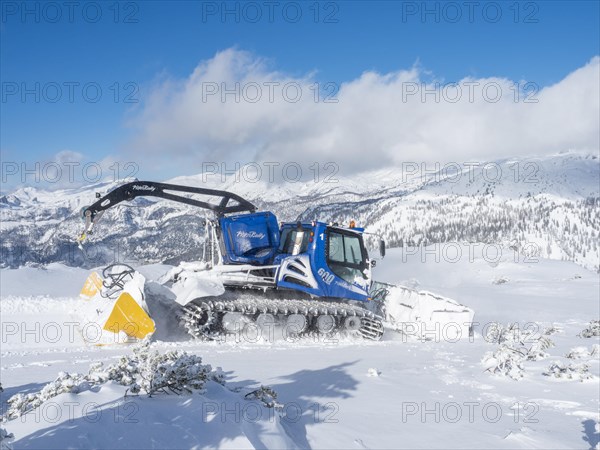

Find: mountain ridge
[1,151,598,271]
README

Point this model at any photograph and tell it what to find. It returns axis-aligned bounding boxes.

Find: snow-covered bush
[578,320,600,338]
[543,362,595,381]
[0,428,14,450]
[543,325,561,336]
[4,342,226,419]
[565,345,599,359]
[129,349,215,396]
[482,322,555,379]
[526,336,555,361]
[244,386,280,409]
[5,372,92,419]
[484,322,556,348]
[93,341,224,396]
[484,323,524,345]
[492,276,509,285]
[482,345,527,380]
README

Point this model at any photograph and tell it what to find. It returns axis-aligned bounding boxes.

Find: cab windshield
[327,230,367,282]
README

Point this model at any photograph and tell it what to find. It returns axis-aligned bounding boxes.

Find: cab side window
[326,230,367,282]
[279,228,310,255]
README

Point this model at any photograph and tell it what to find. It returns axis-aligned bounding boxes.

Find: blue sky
[1,0,599,187]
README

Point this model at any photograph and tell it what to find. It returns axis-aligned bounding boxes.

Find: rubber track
[181,295,384,341]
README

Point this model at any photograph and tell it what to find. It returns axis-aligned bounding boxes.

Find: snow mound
[366,368,381,377]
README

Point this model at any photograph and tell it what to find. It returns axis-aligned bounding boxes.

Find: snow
[0,264,89,297]
[165,265,226,306]
[1,246,599,449]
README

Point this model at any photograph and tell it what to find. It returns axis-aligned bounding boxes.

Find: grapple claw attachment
[77,266,155,345]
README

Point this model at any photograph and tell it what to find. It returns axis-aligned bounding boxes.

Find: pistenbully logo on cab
[236,230,266,239]
[132,185,156,192]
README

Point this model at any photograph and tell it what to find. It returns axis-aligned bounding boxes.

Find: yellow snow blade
[103,292,155,339]
[80,272,103,299]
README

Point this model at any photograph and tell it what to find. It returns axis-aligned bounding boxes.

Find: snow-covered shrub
[482,345,527,380]
[90,341,224,396]
[98,356,138,387]
[244,386,280,409]
[5,372,92,419]
[565,347,587,359]
[130,349,214,396]
[565,345,599,359]
[543,325,561,336]
[485,322,557,346]
[492,276,509,285]
[578,320,600,338]
[0,428,14,450]
[526,336,555,361]
[543,362,595,381]
[483,322,556,379]
[4,342,226,420]
[484,323,524,345]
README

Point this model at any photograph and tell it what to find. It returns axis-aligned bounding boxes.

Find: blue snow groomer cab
[217,212,376,302]
[274,221,373,302]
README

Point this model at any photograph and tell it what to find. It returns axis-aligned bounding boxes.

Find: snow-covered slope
[1,248,598,449]
[1,151,598,270]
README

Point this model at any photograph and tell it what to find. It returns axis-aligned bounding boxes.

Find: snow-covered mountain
[1,151,598,271]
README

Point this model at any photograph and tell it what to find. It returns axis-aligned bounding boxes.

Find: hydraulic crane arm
[78,181,257,243]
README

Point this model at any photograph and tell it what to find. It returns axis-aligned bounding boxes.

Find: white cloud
[126,49,600,175]
[0,150,144,192]
[52,150,84,166]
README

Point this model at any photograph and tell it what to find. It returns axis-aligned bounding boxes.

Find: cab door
[325,228,369,285]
